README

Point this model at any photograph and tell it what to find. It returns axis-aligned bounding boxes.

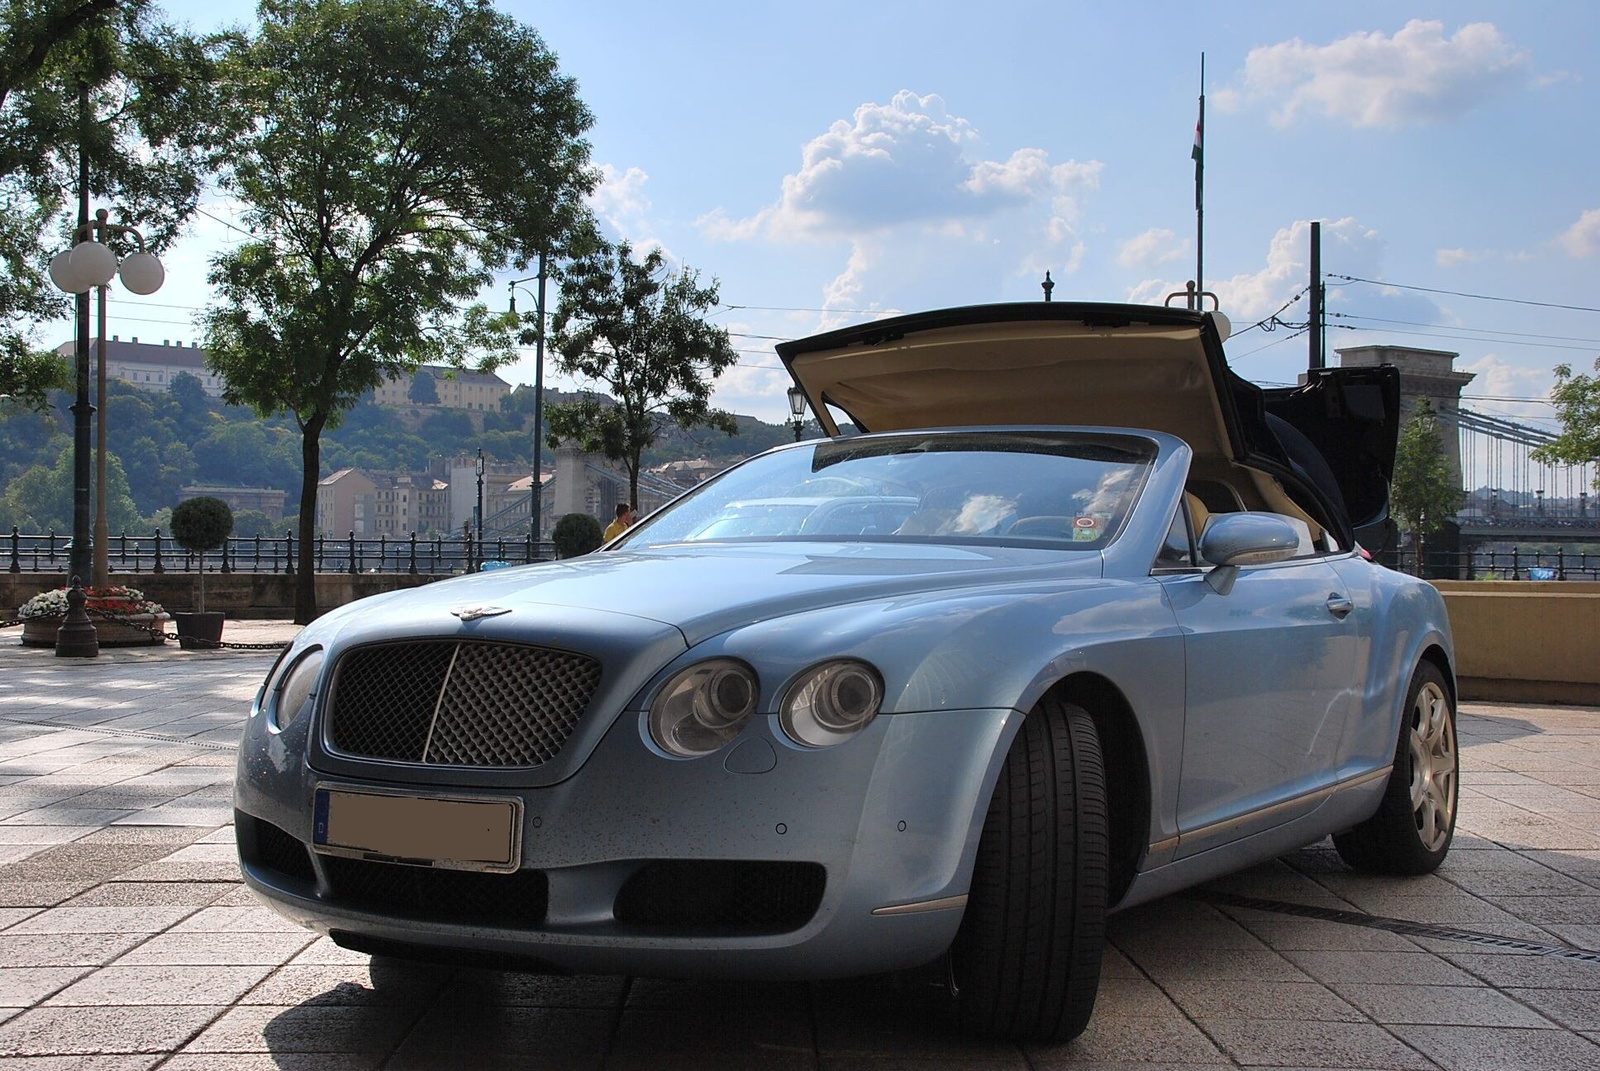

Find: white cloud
[1435,247,1491,268]
[1219,20,1529,128]
[588,164,652,232]
[1117,228,1189,269]
[1558,208,1600,258]
[700,90,1101,243]
[1458,355,1554,424]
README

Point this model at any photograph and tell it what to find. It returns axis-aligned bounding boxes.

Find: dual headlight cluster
[255,646,325,733]
[648,658,883,758]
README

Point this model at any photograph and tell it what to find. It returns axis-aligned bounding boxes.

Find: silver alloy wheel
[1408,681,1457,852]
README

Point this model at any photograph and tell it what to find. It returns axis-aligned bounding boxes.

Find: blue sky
[62,2,1600,428]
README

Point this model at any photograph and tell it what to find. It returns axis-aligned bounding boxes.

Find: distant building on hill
[372,365,510,411]
[54,337,225,397]
[178,485,288,523]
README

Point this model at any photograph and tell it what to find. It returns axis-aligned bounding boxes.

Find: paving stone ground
[0,622,1597,1069]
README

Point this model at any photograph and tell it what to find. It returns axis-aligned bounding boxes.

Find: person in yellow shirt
[603,502,635,542]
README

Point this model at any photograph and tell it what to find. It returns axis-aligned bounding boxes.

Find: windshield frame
[614,429,1157,553]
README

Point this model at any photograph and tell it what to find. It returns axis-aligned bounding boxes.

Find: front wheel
[950,697,1108,1042]
[1334,661,1458,875]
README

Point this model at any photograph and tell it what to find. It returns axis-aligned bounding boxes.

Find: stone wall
[0,572,445,621]
[1431,581,1600,705]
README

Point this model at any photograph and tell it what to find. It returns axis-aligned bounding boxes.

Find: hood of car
[388,541,1105,647]
[777,302,1400,538]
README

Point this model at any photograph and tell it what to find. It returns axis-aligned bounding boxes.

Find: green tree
[551,511,601,559]
[408,369,439,404]
[202,0,594,623]
[1532,357,1600,487]
[546,239,739,507]
[1,0,222,407]
[1391,400,1464,571]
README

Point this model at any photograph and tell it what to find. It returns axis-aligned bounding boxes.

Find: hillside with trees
[0,372,811,534]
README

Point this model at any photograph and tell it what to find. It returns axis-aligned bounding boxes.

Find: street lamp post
[509,253,547,556]
[47,208,165,654]
[474,448,486,572]
[786,386,807,443]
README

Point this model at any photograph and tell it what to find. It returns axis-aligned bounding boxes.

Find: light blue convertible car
[236,302,1458,1041]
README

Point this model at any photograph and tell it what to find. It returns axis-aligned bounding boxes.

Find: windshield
[619,431,1154,551]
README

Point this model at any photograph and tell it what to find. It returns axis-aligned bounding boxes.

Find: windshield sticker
[1073,516,1102,541]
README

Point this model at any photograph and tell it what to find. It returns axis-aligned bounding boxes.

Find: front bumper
[236,702,1018,979]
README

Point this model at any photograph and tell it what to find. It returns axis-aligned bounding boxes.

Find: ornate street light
[474,448,486,572]
[786,386,807,443]
[508,255,547,555]
[50,210,165,589]
[48,210,165,657]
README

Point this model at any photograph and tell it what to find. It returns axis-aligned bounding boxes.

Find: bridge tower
[1334,345,1476,486]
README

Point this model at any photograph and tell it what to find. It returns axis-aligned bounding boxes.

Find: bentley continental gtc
[236,302,1458,1042]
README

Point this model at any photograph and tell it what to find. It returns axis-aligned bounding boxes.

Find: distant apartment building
[372,365,511,411]
[316,468,453,538]
[315,469,375,536]
[178,485,288,523]
[54,337,226,397]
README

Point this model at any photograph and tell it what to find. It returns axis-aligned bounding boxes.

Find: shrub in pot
[552,513,603,559]
[170,496,233,648]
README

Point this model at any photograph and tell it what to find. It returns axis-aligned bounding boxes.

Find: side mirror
[1200,513,1303,594]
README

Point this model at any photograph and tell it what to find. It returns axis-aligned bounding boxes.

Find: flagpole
[1194,53,1205,309]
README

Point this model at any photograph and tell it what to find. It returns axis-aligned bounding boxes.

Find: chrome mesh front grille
[327,640,602,767]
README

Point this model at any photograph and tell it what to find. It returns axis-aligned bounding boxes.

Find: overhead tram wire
[1328,274,1600,315]
[1328,313,1600,346]
[1327,318,1600,353]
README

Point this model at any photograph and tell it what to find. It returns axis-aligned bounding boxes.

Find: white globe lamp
[118,252,165,295]
[49,250,89,293]
[68,240,118,288]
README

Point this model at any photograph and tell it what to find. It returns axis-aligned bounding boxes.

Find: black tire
[1334,661,1458,875]
[950,697,1109,1043]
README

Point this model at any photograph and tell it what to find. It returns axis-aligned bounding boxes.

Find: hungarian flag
[1192,100,1204,210]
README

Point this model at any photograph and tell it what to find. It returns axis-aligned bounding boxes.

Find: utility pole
[1308,220,1324,371]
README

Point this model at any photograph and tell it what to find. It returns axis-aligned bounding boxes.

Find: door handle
[1326,593,1354,618]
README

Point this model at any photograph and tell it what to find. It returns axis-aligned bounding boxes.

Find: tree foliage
[201,0,595,621]
[1532,357,1600,488]
[551,511,601,559]
[1390,400,1463,567]
[1,0,221,409]
[546,239,739,507]
[408,369,438,404]
[170,493,231,552]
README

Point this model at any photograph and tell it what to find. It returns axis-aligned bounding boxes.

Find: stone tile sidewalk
[0,624,1597,1068]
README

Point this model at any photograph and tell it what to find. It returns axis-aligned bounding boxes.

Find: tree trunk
[294,417,325,624]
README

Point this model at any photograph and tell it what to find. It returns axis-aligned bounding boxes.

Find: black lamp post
[786,386,806,443]
[474,448,485,572]
[509,254,547,556]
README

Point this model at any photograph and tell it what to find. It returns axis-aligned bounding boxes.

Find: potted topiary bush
[551,512,603,559]
[170,495,233,649]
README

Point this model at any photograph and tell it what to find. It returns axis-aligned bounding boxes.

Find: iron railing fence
[6,527,553,576]
[10,527,1594,581]
[1379,547,1600,582]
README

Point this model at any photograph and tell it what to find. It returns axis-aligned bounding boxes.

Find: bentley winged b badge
[451,605,512,622]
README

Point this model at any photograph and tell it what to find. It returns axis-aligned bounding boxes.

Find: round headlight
[648,659,759,758]
[270,648,324,733]
[780,660,883,748]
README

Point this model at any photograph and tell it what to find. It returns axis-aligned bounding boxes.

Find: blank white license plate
[313,788,520,872]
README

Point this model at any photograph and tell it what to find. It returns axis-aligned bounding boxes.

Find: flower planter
[19,613,168,648]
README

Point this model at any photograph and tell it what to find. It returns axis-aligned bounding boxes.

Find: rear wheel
[950,697,1109,1042]
[1334,661,1458,875]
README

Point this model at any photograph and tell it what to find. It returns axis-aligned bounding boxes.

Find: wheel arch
[1418,642,1456,703]
[1040,671,1150,908]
